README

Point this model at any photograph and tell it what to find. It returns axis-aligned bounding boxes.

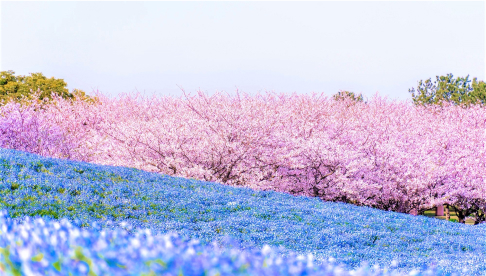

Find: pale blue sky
[1,1,485,102]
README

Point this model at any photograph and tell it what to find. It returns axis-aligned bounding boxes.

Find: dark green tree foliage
[332,90,364,102]
[409,73,486,107]
[0,70,97,105]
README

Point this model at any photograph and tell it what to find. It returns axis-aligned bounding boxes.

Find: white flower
[131,238,141,249]
[18,247,31,261]
[20,229,29,240]
[186,246,196,256]
[50,235,58,246]
[261,245,272,255]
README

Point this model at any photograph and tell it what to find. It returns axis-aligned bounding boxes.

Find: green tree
[0,70,97,105]
[0,70,24,103]
[408,73,486,107]
[333,90,365,103]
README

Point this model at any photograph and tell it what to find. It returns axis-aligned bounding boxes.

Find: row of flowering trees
[1,89,485,224]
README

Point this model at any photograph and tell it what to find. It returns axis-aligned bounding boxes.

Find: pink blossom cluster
[1,90,485,223]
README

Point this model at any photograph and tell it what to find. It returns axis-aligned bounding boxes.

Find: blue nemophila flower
[0,148,484,275]
[0,211,454,275]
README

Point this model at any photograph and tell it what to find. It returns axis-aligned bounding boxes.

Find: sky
[1,1,485,103]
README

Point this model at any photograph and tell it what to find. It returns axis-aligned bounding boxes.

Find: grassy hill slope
[0,148,484,275]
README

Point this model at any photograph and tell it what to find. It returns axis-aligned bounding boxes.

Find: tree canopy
[332,90,365,104]
[409,73,486,107]
[0,70,98,105]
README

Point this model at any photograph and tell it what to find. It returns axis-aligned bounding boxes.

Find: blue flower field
[0,148,484,275]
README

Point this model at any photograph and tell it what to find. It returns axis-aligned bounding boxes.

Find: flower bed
[0,148,484,275]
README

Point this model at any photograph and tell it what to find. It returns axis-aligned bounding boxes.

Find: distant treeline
[336,73,486,108]
[2,70,485,107]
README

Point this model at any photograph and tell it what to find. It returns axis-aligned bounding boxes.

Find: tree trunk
[455,208,467,224]
[475,211,485,225]
[445,204,450,221]
[436,205,444,216]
